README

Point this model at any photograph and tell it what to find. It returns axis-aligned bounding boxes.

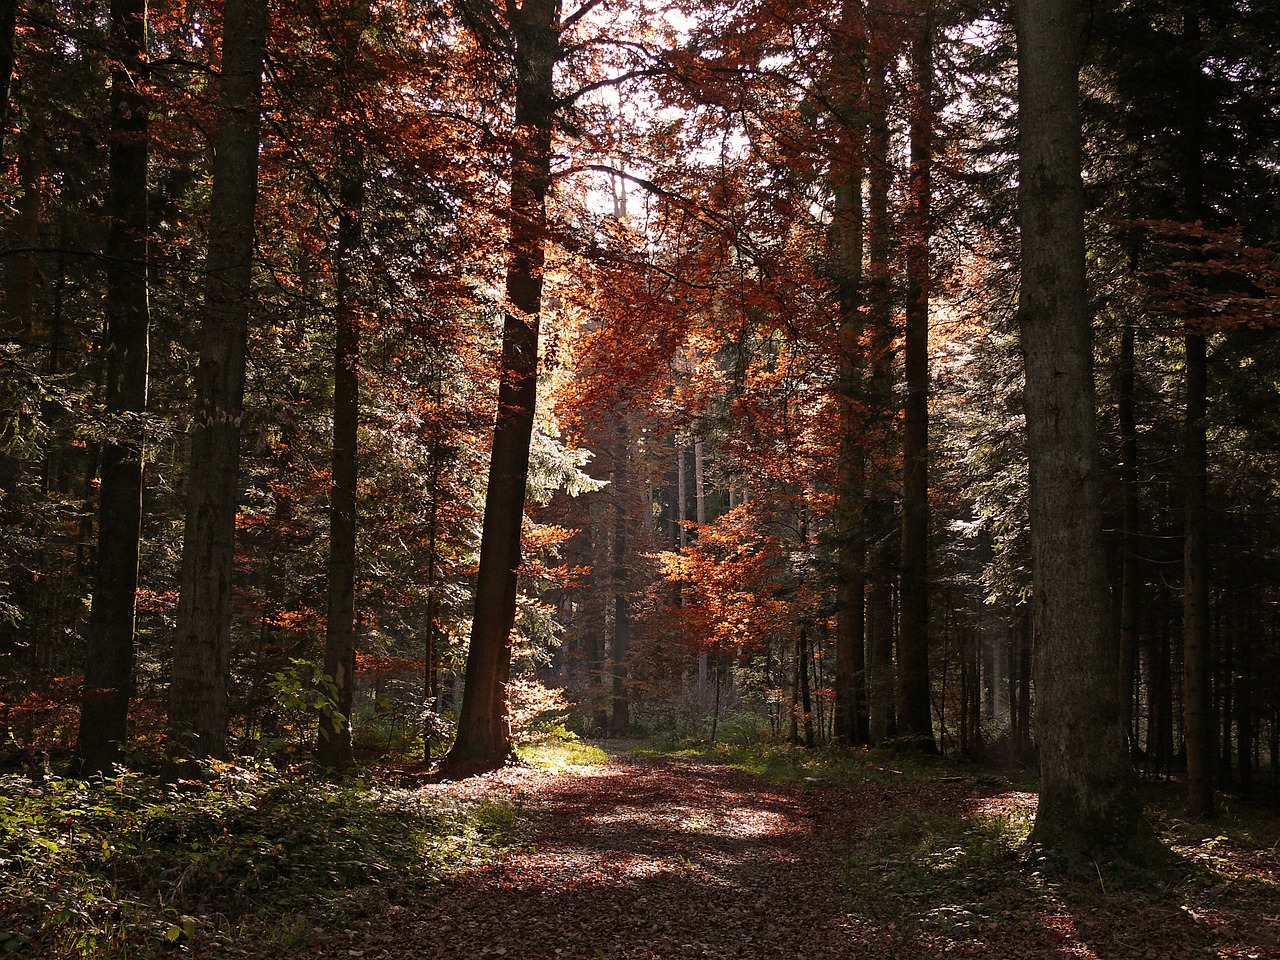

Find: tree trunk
[1015,0,1146,856]
[897,0,936,754]
[610,417,630,733]
[831,0,869,747]
[168,0,268,762]
[1183,329,1214,814]
[72,0,150,776]
[1118,310,1141,753]
[318,138,366,771]
[445,0,558,772]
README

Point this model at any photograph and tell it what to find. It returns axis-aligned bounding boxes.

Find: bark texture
[318,148,366,770]
[830,0,869,747]
[445,0,558,772]
[73,0,150,776]
[168,0,268,761]
[1015,0,1145,856]
[897,0,936,752]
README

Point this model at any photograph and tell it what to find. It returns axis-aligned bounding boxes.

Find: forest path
[303,750,859,959]
[296,750,1280,960]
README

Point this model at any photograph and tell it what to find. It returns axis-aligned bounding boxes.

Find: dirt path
[304,753,857,959]
[298,752,1280,960]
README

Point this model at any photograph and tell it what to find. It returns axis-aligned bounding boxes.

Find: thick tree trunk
[897,0,936,753]
[1015,0,1146,856]
[445,0,558,772]
[318,141,366,770]
[168,0,268,762]
[72,0,150,776]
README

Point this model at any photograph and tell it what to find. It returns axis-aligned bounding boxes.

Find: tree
[1014,0,1144,855]
[317,0,370,772]
[71,0,151,776]
[444,0,561,771]
[896,0,936,753]
[168,0,269,762]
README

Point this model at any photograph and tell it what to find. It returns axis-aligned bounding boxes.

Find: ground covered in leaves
[298,748,1280,960]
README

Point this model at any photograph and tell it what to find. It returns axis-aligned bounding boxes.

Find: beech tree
[444,0,563,771]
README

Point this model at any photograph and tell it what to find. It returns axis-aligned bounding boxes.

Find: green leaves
[0,763,522,957]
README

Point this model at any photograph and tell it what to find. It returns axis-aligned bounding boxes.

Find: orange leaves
[655,503,806,655]
[1119,218,1280,334]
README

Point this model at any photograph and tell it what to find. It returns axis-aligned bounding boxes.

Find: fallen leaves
[288,753,1280,960]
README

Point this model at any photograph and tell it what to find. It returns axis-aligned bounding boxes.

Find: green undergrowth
[516,727,609,772]
[842,806,1033,934]
[626,740,969,787]
[0,761,518,958]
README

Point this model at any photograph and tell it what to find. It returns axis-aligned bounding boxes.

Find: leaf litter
[293,752,1280,960]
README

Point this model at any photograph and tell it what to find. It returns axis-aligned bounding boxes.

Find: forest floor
[293,746,1280,960]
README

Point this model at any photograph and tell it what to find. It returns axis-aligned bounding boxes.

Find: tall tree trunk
[1183,329,1214,814]
[168,0,268,762]
[1178,4,1215,817]
[71,0,150,776]
[1117,310,1141,753]
[610,416,630,733]
[898,0,936,752]
[1015,0,1146,856]
[318,138,366,770]
[831,0,869,747]
[445,0,558,772]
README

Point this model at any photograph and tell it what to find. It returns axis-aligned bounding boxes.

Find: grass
[623,739,964,786]
[0,760,520,958]
[516,727,609,772]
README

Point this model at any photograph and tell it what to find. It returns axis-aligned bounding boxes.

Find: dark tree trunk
[445,0,558,772]
[799,628,815,749]
[1015,0,1146,856]
[318,141,366,771]
[897,0,936,754]
[610,418,630,734]
[168,0,268,762]
[831,0,869,748]
[72,0,150,776]
[1117,311,1141,752]
[1183,329,1214,814]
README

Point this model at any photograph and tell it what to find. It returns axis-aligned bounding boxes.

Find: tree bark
[831,0,869,747]
[168,0,268,762]
[610,416,630,733]
[318,139,366,770]
[1117,310,1141,753]
[1015,0,1146,856]
[1178,5,1215,819]
[445,0,558,772]
[1183,329,1214,814]
[897,0,936,752]
[72,0,150,776]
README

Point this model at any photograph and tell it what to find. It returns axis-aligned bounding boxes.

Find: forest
[1,0,1279,956]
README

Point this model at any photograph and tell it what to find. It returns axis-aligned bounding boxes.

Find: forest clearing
[3,741,1279,958]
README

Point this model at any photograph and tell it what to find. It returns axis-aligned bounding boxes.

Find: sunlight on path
[301,753,863,960]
